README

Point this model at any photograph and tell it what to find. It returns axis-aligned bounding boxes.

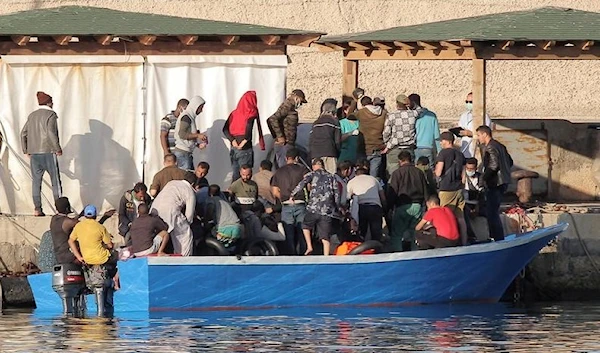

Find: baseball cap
[396,94,410,105]
[83,204,97,218]
[373,97,386,106]
[292,89,307,103]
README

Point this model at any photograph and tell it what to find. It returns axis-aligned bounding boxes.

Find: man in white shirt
[457,92,491,158]
[347,167,387,242]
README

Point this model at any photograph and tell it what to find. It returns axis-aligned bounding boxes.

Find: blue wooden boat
[28,223,568,313]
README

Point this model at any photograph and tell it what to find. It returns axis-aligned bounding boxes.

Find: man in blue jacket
[409,93,441,169]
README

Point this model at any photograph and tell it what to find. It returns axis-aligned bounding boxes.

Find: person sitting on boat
[150,174,197,256]
[149,153,189,197]
[414,195,460,250]
[204,184,242,248]
[290,158,343,256]
[129,203,170,257]
[193,161,211,191]
[68,205,120,289]
[228,164,259,214]
[118,182,152,246]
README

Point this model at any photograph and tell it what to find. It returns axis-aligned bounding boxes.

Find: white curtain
[0,56,144,214]
[0,55,287,215]
[145,55,287,188]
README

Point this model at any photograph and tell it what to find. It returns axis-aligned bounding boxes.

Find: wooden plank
[284,34,321,47]
[472,58,486,136]
[95,35,114,46]
[344,48,475,60]
[138,35,157,46]
[393,41,416,50]
[325,42,349,51]
[342,59,358,97]
[439,41,461,50]
[371,41,394,50]
[537,40,556,51]
[582,40,594,51]
[501,40,514,51]
[348,41,371,51]
[219,35,240,45]
[11,35,30,46]
[417,41,440,50]
[478,46,600,59]
[177,35,198,46]
[260,35,281,46]
[54,35,72,46]
[0,40,286,56]
[311,43,336,52]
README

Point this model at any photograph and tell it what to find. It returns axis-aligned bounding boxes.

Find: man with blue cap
[68,204,120,289]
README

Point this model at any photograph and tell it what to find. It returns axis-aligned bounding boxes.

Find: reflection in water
[1,303,599,352]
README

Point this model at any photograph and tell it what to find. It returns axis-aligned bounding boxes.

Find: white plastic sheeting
[145,55,286,187]
[0,55,287,215]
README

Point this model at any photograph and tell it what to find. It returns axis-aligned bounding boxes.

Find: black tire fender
[202,237,230,256]
[243,238,279,256]
[348,240,383,255]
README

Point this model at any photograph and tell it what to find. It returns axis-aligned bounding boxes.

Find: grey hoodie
[175,96,205,152]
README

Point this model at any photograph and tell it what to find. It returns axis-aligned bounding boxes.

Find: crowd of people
[24,87,514,274]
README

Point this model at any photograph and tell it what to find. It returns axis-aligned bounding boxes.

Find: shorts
[302,212,333,241]
[134,235,163,257]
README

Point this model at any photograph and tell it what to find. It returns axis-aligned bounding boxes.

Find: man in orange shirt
[415,195,460,250]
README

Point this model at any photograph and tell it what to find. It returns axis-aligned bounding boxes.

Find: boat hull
[28,223,568,313]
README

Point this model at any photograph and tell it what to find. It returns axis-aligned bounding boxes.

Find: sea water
[1,302,599,352]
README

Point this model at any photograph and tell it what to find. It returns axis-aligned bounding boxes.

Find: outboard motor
[52,263,87,316]
[83,264,116,317]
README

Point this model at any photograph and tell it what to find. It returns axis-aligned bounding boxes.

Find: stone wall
[2,0,600,122]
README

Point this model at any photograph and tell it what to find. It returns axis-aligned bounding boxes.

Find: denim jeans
[281,204,306,255]
[173,149,193,171]
[486,184,508,241]
[230,148,254,181]
[274,144,289,169]
[367,151,382,178]
[30,153,62,211]
[415,147,435,168]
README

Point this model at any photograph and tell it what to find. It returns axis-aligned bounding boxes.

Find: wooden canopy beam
[285,34,321,47]
[11,35,30,46]
[537,40,556,51]
[260,35,281,46]
[344,48,475,60]
[138,35,157,46]
[325,42,350,51]
[417,41,440,50]
[342,59,358,97]
[95,35,114,46]
[348,41,371,51]
[219,35,240,45]
[393,41,416,50]
[311,42,336,52]
[501,40,514,51]
[53,35,72,46]
[439,41,461,50]
[472,58,487,141]
[582,40,595,51]
[371,41,394,50]
[178,35,198,46]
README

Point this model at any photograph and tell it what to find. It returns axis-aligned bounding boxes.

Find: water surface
[1,303,599,352]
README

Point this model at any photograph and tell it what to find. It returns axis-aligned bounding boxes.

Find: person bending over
[129,203,170,257]
[415,195,460,250]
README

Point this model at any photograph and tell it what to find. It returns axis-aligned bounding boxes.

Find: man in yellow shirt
[68,205,119,288]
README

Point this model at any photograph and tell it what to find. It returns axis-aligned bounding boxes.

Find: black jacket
[481,139,513,188]
[118,190,152,236]
[309,113,341,159]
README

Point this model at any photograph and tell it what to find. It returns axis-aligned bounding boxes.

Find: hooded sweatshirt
[354,105,386,154]
[175,96,206,153]
[222,91,265,150]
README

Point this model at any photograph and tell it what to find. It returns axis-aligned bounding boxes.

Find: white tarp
[145,55,287,187]
[0,55,287,215]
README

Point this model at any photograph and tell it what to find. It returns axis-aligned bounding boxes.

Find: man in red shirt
[414,195,460,249]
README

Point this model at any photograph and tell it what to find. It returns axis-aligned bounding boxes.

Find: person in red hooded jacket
[223,91,266,181]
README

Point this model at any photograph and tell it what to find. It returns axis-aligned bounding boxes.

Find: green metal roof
[0,6,321,37]
[320,7,600,43]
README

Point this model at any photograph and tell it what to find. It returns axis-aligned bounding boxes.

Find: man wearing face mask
[174,96,208,170]
[160,98,189,156]
[457,92,492,158]
[267,89,307,169]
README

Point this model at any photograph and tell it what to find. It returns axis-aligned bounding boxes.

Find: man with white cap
[21,91,63,216]
[174,95,208,170]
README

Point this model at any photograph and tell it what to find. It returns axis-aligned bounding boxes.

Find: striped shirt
[160,111,177,150]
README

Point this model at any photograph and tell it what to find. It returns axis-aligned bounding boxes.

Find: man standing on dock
[476,125,513,241]
[20,91,63,216]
